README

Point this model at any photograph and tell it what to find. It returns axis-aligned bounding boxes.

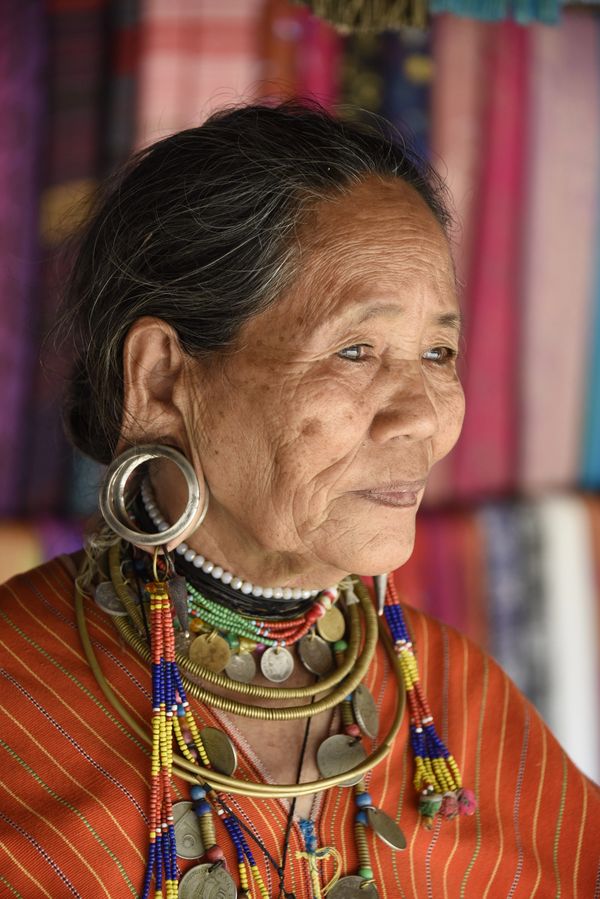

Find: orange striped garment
[0,555,598,898]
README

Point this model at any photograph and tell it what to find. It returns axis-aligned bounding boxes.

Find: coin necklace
[109,544,380,719]
[99,540,471,819]
[136,476,475,825]
[82,544,405,795]
[78,550,474,897]
[185,585,344,685]
[134,486,360,687]
[171,627,406,898]
[87,553,406,898]
[170,597,391,898]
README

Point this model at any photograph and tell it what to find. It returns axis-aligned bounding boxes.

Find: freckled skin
[118,176,466,796]
[120,176,465,589]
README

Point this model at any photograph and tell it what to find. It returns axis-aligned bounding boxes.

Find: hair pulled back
[56,98,453,465]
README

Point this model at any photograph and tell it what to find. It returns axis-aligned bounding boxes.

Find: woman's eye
[423,346,459,366]
[337,344,372,362]
[337,345,459,365]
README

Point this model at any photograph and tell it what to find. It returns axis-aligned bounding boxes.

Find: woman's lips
[355,491,420,507]
[352,480,426,508]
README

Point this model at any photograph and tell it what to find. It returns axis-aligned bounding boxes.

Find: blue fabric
[428,0,559,24]
[581,45,600,488]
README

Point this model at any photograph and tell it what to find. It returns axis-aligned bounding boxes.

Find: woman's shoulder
[0,551,82,617]
[0,552,85,683]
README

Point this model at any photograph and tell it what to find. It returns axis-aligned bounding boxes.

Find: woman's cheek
[433,386,465,458]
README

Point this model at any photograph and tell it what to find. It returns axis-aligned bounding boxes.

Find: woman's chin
[326,535,416,579]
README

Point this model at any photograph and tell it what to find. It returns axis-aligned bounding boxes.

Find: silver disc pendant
[352,683,379,739]
[94,581,128,616]
[178,862,237,898]
[298,633,334,676]
[225,651,257,684]
[366,807,407,850]
[316,734,367,787]
[173,799,193,825]
[173,801,204,860]
[199,726,237,776]
[327,875,379,898]
[260,645,294,682]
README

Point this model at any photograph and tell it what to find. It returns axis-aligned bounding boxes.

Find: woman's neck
[151,477,349,591]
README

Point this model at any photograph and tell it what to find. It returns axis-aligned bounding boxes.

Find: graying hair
[53,98,453,465]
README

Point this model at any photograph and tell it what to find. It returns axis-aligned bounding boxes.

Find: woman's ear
[116,316,187,454]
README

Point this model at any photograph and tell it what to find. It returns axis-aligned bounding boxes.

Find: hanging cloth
[580,21,600,489]
[136,0,264,147]
[257,0,306,102]
[294,5,342,108]
[478,503,531,691]
[378,27,432,162]
[429,0,559,24]
[520,13,600,492]
[453,22,527,501]
[515,501,550,717]
[424,16,489,506]
[0,1,45,516]
[537,493,600,783]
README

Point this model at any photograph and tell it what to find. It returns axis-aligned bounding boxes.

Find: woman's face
[146,177,465,585]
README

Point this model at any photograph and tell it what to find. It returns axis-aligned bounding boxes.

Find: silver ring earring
[98,443,208,548]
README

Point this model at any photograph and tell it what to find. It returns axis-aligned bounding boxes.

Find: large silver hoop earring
[98,444,208,549]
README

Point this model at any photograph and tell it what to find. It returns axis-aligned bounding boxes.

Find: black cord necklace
[211,710,313,899]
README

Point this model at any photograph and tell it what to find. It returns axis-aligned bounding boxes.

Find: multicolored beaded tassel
[142,577,179,899]
[141,553,272,899]
[382,577,477,828]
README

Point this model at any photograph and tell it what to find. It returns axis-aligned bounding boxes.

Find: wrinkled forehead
[286,177,458,326]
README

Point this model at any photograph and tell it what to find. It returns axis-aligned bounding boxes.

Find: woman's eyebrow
[349,302,464,334]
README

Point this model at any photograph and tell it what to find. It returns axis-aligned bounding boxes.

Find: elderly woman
[0,100,598,899]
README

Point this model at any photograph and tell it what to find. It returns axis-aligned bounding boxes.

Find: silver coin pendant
[352,683,379,739]
[316,734,367,787]
[199,726,238,776]
[225,651,257,684]
[298,633,334,676]
[260,645,294,682]
[327,875,379,898]
[366,807,407,850]
[94,581,127,616]
[178,862,237,898]
[173,801,204,860]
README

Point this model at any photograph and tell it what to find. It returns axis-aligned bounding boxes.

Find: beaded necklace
[77,523,475,897]
[136,554,389,898]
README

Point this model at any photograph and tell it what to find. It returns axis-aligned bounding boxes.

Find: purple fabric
[24,1,108,515]
[36,517,83,561]
[0,2,46,515]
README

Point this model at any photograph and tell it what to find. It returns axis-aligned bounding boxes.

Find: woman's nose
[369,369,438,444]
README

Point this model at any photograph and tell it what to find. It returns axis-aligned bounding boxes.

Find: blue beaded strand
[381,579,472,826]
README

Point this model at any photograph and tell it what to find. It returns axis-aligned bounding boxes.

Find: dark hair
[54,98,453,465]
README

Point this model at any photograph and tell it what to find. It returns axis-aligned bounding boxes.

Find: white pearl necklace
[140,478,334,600]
